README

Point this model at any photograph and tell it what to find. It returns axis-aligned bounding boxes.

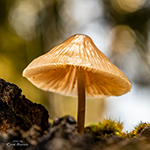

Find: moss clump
[125,122,150,139]
[85,118,124,141]
[85,119,150,141]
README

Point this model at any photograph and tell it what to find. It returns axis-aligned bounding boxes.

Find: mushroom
[22,34,132,133]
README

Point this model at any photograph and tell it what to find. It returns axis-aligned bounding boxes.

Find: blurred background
[0,0,150,132]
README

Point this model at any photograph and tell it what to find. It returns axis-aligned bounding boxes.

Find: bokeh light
[111,0,146,13]
[8,0,45,40]
[110,25,136,54]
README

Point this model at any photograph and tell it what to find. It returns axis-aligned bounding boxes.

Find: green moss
[85,119,150,141]
[85,118,124,140]
[125,122,150,139]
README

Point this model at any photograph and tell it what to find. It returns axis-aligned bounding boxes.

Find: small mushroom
[22,34,131,133]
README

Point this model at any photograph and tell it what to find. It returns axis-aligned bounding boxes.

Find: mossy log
[0,78,150,150]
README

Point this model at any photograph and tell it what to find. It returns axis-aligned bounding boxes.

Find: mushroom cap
[22,34,131,98]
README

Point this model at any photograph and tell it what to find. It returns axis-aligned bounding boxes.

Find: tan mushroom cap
[22,34,131,98]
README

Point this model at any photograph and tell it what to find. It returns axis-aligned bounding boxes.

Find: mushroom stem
[77,68,85,133]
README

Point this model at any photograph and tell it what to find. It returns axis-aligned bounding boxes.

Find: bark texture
[0,78,49,132]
